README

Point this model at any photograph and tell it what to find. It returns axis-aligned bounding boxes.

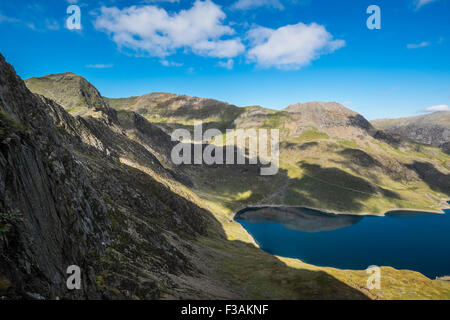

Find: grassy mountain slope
[0,54,376,300]
[16,65,450,299]
[25,73,110,117]
[105,93,246,133]
[201,102,450,215]
[1,54,237,299]
[25,72,450,215]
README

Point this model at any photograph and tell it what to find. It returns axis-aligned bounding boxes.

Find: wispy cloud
[0,10,61,32]
[406,41,430,49]
[141,0,180,3]
[424,104,450,112]
[217,59,234,69]
[231,0,311,11]
[160,60,183,67]
[414,0,438,10]
[0,12,19,24]
[231,0,284,11]
[45,19,60,31]
[246,22,345,70]
[86,64,114,69]
[94,0,244,59]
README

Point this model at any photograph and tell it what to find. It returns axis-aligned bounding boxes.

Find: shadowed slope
[1,53,374,300]
[372,112,450,152]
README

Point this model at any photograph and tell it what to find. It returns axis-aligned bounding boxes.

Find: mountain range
[1,53,449,300]
[372,111,450,154]
[25,71,450,214]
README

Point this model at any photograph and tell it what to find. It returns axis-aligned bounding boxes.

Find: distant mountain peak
[372,111,450,151]
[24,72,116,121]
[283,101,373,131]
[27,72,82,81]
[285,101,356,115]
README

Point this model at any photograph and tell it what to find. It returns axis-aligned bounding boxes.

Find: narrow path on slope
[258,175,290,204]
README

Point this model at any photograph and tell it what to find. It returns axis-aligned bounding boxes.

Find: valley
[0,53,449,300]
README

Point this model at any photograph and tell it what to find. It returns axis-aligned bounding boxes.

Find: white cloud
[141,0,180,3]
[45,19,60,31]
[414,0,437,10]
[94,0,244,59]
[231,0,311,10]
[218,59,234,69]
[407,41,430,49]
[26,22,36,30]
[0,11,61,32]
[0,12,19,24]
[425,105,450,112]
[160,60,183,67]
[246,22,345,70]
[86,64,114,68]
[231,0,284,11]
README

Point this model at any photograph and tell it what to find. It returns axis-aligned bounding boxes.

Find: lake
[235,206,450,278]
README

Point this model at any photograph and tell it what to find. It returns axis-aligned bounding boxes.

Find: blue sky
[0,0,449,120]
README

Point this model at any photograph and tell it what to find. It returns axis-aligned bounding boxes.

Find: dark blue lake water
[235,206,450,278]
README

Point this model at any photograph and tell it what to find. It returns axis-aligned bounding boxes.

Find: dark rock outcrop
[0,55,109,299]
[0,53,219,299]
[372,112,450,151]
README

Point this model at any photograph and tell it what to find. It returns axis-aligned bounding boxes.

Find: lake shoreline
[232,201,450,221]
[232,202,450,280]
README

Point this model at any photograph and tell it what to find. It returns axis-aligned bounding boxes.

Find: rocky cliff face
[0,53,229,299]
[0,57,110,299]
[372,112,450,152]
[3,52,450,300]
[233,102,377,143]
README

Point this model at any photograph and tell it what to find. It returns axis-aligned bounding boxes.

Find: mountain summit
[25,72,114,119]
[284,102,373,130]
